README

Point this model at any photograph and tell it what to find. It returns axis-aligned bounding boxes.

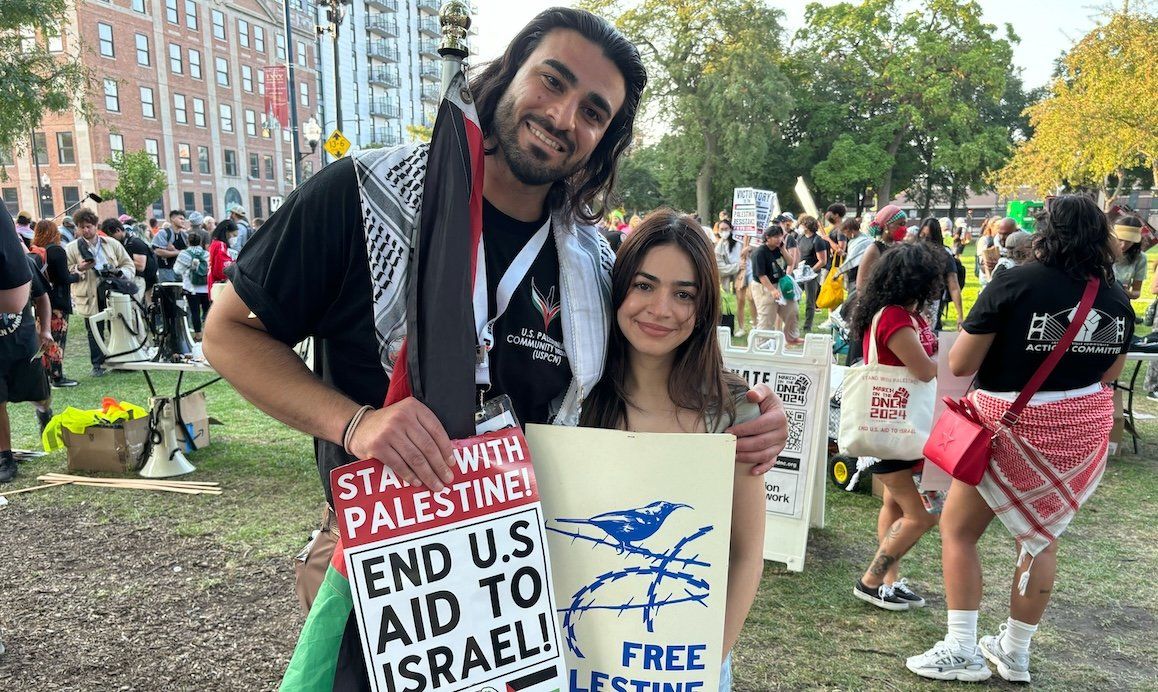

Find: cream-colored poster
[525,424,735,691]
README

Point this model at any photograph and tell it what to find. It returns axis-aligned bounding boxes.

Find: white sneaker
[906,639,992,682]
[980,625,1031,682]
[734,328,747,338]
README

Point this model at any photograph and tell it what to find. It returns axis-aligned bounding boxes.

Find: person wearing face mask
[64,208,136,377]
[714,219,741,295]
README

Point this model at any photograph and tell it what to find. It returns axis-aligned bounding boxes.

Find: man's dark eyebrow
[543,58,613,117]
[636,271,698,288]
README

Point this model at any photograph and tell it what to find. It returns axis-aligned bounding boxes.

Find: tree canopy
[100,151,168,222]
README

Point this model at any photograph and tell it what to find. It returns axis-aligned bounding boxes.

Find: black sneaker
[1148,391,1158,402]
[854,579,909,611]
[892,579,926,608]
[90,367,107,378]
[36,408,53,435]
[0,454,17,483]
[51,377,79,388]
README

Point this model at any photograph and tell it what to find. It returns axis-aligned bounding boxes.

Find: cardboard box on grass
[174,392,210,452]
[63,417,150,474]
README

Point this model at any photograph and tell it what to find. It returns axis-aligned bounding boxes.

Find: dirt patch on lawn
[0,503,305,691]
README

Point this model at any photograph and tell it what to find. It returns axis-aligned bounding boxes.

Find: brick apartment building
[2,0,321,223]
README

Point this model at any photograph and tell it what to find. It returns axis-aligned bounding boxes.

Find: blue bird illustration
[556,501,691,552]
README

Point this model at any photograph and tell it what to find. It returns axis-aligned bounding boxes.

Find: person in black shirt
[103,217,158,299]
[795,215,828,331]
[909,195,1133,684]
[32,219,82,387]
[749,226,801,344]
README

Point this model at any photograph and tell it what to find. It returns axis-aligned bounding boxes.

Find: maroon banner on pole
[263,65,289,127]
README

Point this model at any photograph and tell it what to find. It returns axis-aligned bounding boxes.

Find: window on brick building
[183,191,195,210]
[202,193,214,216]
[109,133,125,159]
[253,25,265,53]
[33,133,48,165]
[140,86,156,118]
[192,98,206,127]
[56,132,75,164]
[299,82,309,107]
[241,65,253,92]
[184,0,198,30]
[245,109,257,137]
[169,43,183,74]
[98,23,114,57]
[297,42,306,67]
[224,150,238,176]
[135,33,150,66]
[165,0,179,24]
[174,94,187,124]
[132,0,146,13]
[46,25,64,52]
[211,10,225,40]
[2,188,19,217]
[251,196,262,219]
[188,48,202,79]
[215,57,230,87]
[238,19,250,48]
[219,104,234,132]
[264,155,274,180]
[178,143,192,173]
[257,68,265,95]
[275,33,285,61]
[248,153,259,179]
[145,139,160,166]
[62,187,81,211]
[104,79,119,112]
[198,146,211,174]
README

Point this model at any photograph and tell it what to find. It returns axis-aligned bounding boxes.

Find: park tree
[994,6,1158,206]
[100,151,168,222]
[800,0,1017,208]
[582,0,792,221]
[0,0,95,152]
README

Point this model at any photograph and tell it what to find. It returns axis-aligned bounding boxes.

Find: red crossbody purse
[923,277,1100,485]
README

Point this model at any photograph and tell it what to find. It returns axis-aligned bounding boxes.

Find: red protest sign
[263,65,288,127]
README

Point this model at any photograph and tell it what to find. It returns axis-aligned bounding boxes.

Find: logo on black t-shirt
[530,278,561,331]
[1026,306,1126,355]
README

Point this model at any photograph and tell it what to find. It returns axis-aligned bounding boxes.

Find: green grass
[4,289,1157,689]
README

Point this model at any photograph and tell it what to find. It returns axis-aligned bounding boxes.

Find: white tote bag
[838,309,937,460]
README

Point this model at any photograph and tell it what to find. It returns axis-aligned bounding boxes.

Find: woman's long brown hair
[580,209,745,431]
[33,219,61,248]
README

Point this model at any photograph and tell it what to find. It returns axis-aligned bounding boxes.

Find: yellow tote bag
[816,252,845,309]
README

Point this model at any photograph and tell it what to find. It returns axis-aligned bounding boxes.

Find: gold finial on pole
[438,1,470,60]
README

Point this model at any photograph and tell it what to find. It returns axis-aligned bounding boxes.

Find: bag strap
[1001,277,1100,427]
[866,308,885,364]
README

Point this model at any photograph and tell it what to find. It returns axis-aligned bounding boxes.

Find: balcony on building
[365,0,398,12]
[421,83,441,103]
[369,97,401,119]
[419,38,439,59]
[368,66,401,88]
[420,61,441,82]
[367,14,399,38]
[370,128,402,147]
[416,0,440,14]
[418,15,440,37]
[367,41,400,63]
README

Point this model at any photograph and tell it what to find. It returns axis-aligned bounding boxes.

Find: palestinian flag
[279,64,485,691]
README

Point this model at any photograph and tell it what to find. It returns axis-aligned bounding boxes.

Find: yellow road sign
[324,130,351,158]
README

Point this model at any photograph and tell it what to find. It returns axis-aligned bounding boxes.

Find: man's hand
[348,397,456,491]
[38,329,54,351]
[726,384,788,475]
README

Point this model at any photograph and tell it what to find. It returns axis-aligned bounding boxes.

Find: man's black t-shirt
[962,262,1134,392]
[1,208,31,292]
[480,200,570,427]
[230,156,573,505]
[750,244,787,285]
[1,255,47,363]
[124,235,158,288]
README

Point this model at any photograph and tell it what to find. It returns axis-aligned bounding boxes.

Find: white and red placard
[331,427,565,692]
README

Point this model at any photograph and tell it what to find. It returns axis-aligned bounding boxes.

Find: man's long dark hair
[851,243,945,340]
[468,7,646,224]
[580,209,745,431]
[1034,194,1116,281]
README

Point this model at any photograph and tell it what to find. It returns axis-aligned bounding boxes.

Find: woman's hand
[727,385,788,474]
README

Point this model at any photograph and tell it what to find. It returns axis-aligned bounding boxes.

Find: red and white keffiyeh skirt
[969,386,1112,591]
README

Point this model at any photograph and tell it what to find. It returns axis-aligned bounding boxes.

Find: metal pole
[283,0,302,186]
[30,128,46,216]
[331,9,342,133]
[438,1,470,94]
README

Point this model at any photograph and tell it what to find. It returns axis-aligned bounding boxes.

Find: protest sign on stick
[331,427,565,692]
[732,188,778,238]
[526,424,735,692]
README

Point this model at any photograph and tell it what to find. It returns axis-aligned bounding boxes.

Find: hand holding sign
[347,397,456,491]
[728,383,789,474]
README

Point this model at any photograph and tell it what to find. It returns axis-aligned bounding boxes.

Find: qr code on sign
[784,409,806,455]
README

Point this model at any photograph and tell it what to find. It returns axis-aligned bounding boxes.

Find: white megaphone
[139,396,196,478]
[88,293,156,363]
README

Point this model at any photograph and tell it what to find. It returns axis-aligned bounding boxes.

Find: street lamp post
[316,0,351,134]
[296,117,323,171]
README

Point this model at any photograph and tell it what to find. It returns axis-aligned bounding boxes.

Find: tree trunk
[696,128,718,223]
[876,124,907,208]
[1105,168,1126,210]
[948,183,960,221]
[855,186,867,217]
[920,175,934,218]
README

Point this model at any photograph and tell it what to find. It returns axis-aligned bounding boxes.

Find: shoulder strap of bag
[1002,277,1100,427]
[866,308,886,365]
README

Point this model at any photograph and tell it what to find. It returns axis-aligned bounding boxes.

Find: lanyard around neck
[472,219,551,387]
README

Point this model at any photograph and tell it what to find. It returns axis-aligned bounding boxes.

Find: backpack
[953,254,966,288]
[188,248,209,286]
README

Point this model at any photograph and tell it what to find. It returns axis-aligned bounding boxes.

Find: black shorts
[871,458,922,474]
[0,355,50,404]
